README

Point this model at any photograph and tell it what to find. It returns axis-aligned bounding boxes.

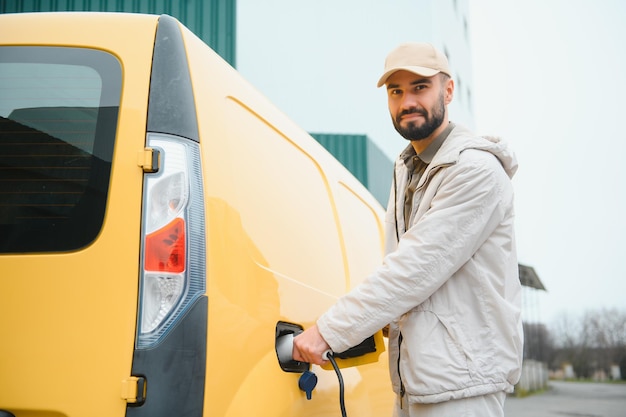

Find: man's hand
[292,324,331,365]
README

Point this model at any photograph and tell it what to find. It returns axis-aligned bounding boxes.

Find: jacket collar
[397,124,519,180]
[399,122,455,166]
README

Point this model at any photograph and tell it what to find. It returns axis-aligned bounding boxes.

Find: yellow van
[0,12,393,417]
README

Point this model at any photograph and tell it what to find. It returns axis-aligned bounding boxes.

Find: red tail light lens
[144,217,186,273]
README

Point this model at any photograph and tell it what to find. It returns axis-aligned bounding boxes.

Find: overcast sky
[470,0,626,324]
[238,0,626,326]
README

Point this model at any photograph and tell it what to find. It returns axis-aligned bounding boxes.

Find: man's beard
[392,91,446,141]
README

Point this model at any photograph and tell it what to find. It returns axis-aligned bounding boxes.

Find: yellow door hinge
[121,376,146,404]
[138,147,160,173]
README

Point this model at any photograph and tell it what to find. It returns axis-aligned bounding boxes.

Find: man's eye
[390,89,402,95]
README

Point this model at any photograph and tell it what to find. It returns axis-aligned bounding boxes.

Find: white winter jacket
[317,124,523,404]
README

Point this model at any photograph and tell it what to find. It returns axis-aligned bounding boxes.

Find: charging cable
[323,350,347,417]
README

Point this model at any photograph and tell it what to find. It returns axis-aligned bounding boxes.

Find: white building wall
[237,0,474,160]
[432,0,474,128]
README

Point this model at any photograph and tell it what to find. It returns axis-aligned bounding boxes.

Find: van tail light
[137,133,206,349]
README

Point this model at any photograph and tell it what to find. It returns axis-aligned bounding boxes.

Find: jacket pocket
[399,309,475,396]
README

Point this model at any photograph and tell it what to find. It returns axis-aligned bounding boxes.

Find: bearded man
[294,42,523,417]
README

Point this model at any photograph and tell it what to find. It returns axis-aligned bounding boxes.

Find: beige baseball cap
[377,42,451,87]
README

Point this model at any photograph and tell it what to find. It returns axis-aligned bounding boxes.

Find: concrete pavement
[504,380,626,417]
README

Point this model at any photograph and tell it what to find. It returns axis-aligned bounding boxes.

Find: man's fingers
[292,325,331,365]
[292,346,304,363]
[293,338,319,365]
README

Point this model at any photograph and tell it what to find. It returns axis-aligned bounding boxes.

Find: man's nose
[400,92,418,110]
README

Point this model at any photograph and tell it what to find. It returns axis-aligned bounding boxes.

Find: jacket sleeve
[317,149,513,353]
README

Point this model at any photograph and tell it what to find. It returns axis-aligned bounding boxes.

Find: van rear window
[0,47,121,253]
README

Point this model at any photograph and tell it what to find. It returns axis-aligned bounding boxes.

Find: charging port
[333,335,377,359]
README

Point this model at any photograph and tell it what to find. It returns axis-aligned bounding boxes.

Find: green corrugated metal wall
[311,133,368,186]
[311,133,392,207]
[0,0,236,66]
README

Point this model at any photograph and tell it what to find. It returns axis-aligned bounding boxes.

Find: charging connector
[276,323,384,416]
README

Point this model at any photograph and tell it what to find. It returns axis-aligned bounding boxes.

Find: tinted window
[0,47,121,253]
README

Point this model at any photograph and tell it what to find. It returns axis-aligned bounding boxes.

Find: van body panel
[0,12,395,416]
[180,25,393,415]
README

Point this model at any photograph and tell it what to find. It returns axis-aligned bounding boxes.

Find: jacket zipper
[397,332,405,409]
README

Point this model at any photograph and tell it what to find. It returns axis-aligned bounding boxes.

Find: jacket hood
[442,125,518,179]
[471,134,519,179]
[400,125,519,180]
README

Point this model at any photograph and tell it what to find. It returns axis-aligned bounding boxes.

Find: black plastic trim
[333,335,377,359]
[147,15,199,142]
[126,296,208,417]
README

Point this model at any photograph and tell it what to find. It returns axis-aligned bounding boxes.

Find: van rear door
[0,13,158,417]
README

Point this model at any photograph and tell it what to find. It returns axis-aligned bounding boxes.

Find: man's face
[386,71,450,142]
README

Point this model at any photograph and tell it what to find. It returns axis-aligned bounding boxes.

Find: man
[293,42,523,417]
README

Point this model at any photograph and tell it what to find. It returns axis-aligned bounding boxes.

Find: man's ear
[444,78,454,105]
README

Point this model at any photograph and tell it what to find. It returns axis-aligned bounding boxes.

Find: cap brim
[376,66,441,88]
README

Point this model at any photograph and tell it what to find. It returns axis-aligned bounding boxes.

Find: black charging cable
[325,351,347,417]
